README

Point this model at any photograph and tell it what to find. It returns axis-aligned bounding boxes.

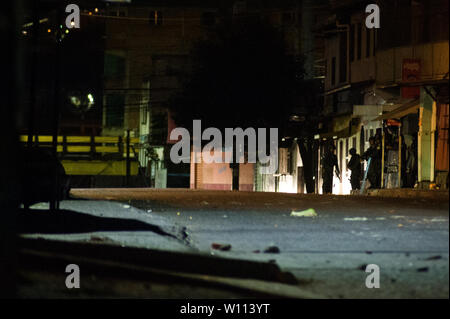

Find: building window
[331,57,336,86]
[357,23,362,60]
[373,29,377,56]
[104,53,125,80]
[149,10,163,26]
[332,93,338,113]
[339,32,347,83]
[366,28,371,58]
[350,24,355,62]
[105,94,125,128]
[108,8,127,17]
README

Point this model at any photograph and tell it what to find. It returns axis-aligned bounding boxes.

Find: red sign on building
[401,58,421,98]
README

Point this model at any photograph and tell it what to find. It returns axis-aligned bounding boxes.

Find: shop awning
[316,120,360,140]
[373,99,420,121]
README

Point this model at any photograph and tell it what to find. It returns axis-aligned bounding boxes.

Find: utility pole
[50,5,62,211]
[27,0,39,149]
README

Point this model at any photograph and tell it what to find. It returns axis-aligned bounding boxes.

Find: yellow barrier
[21,135,142,176]
[61,160,139,176]
[20,135,140,154]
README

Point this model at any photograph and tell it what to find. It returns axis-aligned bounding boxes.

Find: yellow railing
[20,135,140,155]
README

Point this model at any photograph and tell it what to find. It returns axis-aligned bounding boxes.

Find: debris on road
[290,208,317,217]
[430,218,448,222]
[358,264,368,271]
[89,235,115,244]
[390,215,405,219]
[417,267,429,272]
[90,235,106,241]
[344,217,369,221]
[424,255,442,261]
[264,246,280,254]
[211,243,232,251]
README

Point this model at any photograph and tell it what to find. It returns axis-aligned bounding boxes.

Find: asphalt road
[108,189,449,299]
[36,189,447,298]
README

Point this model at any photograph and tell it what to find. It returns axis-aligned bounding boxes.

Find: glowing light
[22,30,27,35]
[70,21,75,26]
[87,93,94,103]
[70,96,81,106]
[278,175,297,193]
[65,29,69,34]
[47,29,51,33]
[94,8,99,13]
[89,12,92,15]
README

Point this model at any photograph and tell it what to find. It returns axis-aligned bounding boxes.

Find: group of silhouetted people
[321,135,384,194]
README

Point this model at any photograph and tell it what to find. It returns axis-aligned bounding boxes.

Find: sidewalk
[23,200,193,252]
[18,200,318,298]
[364,188,449,201]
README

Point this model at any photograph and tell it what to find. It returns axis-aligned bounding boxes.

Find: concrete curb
[363,189,449,201]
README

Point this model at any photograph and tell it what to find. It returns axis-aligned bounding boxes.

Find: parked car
[19,146,70,209]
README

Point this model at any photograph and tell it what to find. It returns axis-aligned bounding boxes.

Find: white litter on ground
[290,208,317,217]
[344,217,369,221]
[430,218,448,222]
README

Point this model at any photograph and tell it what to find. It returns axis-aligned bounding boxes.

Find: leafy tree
[169,20,305,190]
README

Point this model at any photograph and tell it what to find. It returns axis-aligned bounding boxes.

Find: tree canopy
[169,20,304,133]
